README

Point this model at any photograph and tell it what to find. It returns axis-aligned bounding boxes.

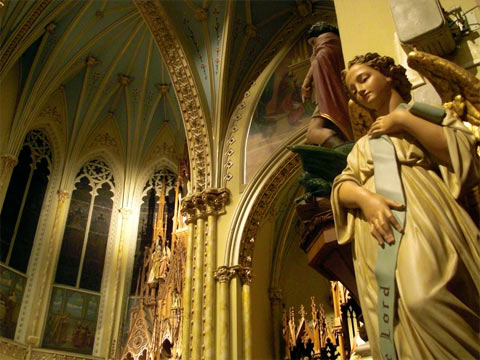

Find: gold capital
[202,188,230,215]
[56,189,70,202]
[119,207,132,219]
[214,266,235,283]
[234,266,252,285]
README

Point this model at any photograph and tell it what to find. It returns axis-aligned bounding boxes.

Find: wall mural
[245,39,314,183]
[0,265,26,339]
[43,286,100,355]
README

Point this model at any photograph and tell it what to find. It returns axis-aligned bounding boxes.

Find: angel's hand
[359,191,405,246]
[368,109,407,138]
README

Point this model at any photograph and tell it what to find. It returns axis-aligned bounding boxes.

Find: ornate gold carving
[238,153,301,266]
[214,266,236,283]
[0,338,26,360]
[202,188,230,215]
[135,0,211,191]
[118,73,133,86]
[192,192,207,217]
[269,287,283,304]
[407,50,480,126]
[0,0,52,75]
[92,132,117,149]
[296,0,313,17]
[194,7,208,21]
[39,105,62,124]
[0,154,18,170]
[45,22,56,34]
[119,207,132,219]
[234,266,252,285]
[56,189,70,202]
[181,195,197,224]
[245,24,257,38]
[155,83,171,95]
[86,54,100,67]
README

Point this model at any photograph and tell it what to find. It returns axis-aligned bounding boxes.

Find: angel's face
[345,64,392,111]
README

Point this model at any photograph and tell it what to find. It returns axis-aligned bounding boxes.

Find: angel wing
[347,100,375,140]
[407,50,479,224]
[407,50,480,127]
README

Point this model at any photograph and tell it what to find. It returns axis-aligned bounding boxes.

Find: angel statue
[330,51,480,360]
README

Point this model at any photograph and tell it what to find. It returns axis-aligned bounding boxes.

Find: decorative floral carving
[213,266,236,283]
[269,287,283,304]
[234,266,252,285]
[202,188,230,215]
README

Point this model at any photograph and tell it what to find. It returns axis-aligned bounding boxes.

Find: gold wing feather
[407,50,480,127]
[348,100,374,140]
[407,50,480,225]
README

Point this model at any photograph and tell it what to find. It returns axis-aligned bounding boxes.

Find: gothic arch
[135,0,212,192]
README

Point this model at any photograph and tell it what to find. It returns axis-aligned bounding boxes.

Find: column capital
[180,195,197,224]
[202,188,230,216]
[214,266,235,283]
[118,207,132,219]
[1,154,18,169]
[192,192,207,218]
[233,265,252,285]
[86,54,100,67]
[56,189,70,202]
[269,287,283,304]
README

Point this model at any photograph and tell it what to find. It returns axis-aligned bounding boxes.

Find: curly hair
[342,52,412,103]
[306,21,339,39]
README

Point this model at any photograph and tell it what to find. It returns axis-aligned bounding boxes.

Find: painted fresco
[43,286,100,355]
[245,40,314,183]
[0,265,27,339]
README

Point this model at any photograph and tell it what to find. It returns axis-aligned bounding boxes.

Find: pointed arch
[135,0,212,191]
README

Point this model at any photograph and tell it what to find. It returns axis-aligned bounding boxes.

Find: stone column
[0,154,17,210]
[108,207,132,359]
[190,193,206,360]
[29,189,70,345]
[214,266,235,360]
[269,287,283,360]
[237,266,253,360]
[202,189,229,360]
[180,196,196,359]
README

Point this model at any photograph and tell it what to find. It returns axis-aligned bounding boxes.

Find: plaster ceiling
[1,0,336,167]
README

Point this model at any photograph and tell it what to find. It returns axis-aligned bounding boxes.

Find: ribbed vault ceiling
[1,0,336,172]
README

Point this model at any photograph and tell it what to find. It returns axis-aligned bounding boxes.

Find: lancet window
[130,168,176,295]
[0,130,52,339]
[43,159,115,354]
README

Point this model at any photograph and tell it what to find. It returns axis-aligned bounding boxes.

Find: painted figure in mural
[331,53,480,359]
[301,22,353,146]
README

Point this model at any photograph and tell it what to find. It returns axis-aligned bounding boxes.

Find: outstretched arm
[368,108,450,164]
[338,180,405,246]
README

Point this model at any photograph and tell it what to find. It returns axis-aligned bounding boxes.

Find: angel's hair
[342,52,412,103]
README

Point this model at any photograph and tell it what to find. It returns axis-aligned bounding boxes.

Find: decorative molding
[0,338,27,360]
[213,266,236,283]
[135,0,211,192]
[238,152,301,267]
[234,266,252,285]
[202,188,230,216]
[269,287,283,304]
[181,188,230,221]
[0,0,53,76]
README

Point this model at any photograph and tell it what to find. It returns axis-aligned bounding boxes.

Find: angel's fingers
[371,223,385,247]
[385,198,405,211]
[376,218,394,244]
[387,213,404,233]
